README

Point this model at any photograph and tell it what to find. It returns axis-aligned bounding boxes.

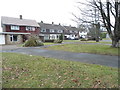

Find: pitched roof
[39,23,65,30]
[1,16,40,27]
[39,23,80,31]
[64,26,79,31]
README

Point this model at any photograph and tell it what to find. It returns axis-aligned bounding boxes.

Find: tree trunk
[111,38,119,48]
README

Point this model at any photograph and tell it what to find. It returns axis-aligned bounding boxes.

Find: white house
[79,31,88,38]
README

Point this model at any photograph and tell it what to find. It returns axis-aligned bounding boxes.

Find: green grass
[63,40,112,44]
[45,44,118,56]
[80,41,112,44]
[63,40,80,42]
[2,53,118,88]
[44,42,55,45]
[103,38,111,40]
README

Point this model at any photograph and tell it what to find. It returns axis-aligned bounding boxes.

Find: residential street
[1,44,118,68]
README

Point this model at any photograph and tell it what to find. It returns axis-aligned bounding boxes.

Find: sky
[0,0,81,28]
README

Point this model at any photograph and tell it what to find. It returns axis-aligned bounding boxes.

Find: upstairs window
[57,30,63,33]
[11,25,19,30]
[70,30,73,33]
[50,29,55,33]
[26,26,35,31]
[41,28,46,32]
[74,31,78,33]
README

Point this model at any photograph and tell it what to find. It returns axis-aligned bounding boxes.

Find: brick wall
[5,34,23,45]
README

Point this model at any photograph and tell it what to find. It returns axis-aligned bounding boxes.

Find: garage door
[0,35,5,44]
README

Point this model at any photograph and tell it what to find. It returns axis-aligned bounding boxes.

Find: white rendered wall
[0,35,5,44]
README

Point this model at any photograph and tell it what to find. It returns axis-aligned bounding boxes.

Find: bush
[81,38,88,41]
[101,33,107,38]
[23,36,44,47]
[54,40,63,43]
[44,40,54,42]
[59,34,63,41]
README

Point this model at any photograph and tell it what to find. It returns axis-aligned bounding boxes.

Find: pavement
[1,44,118,68]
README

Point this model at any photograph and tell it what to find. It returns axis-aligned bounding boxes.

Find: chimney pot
[20,15,22,19]
[59,23,61,25]
[41,21,43,23]
[52,22,54,24]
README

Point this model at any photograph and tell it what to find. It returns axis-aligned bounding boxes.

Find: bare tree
[93,0,120,47]
[72,0,102,42]
[73,0,120,47]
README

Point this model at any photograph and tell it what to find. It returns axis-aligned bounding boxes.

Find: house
[0,15,40,45]
[39,22,80,41]
[63,26,79,40]
[39,22,65,41]
[79,31,88,38]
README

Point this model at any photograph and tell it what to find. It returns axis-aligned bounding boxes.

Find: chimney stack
[59,23,61,25]
[41,21,43,23]
[52,22,54,24]
[20,15,22,19]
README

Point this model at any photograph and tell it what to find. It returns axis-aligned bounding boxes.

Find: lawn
[63,40,112,44]
[2,53,118,88]
[63,40,80,42]
[45,44,118,56]
[43,42,55,45]
[81,41,112,44]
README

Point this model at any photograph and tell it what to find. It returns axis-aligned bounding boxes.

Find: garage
[0,34,5,44]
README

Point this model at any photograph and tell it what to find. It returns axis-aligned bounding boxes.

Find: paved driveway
[1,46,118,68]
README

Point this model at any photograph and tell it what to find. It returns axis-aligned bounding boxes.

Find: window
[72,35,74,37]
[41,28,46,32]
[74,31,78,33]
[44,35,49,40]
[10,35,18,41]
[57,35,59,39]
[57,30,63,33]
[26,26,35,31]
[11,25,19,30]
[70,30,73,33]
[50,35,55,39]
[50,29,54,33]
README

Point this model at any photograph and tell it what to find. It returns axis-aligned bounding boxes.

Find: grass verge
[2,53,118,88]
[45,44,118,56]
[63,40,80,42]
[44,42,55,45]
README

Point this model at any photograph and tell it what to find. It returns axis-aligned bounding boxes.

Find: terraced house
[39,22,80,41]
[0,15,40,44]
[0,16,81,45]
[39,22,65,41]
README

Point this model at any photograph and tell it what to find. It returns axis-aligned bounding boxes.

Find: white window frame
[11,25,20,30]
[10,35,18,42]
[41,28,46,32]
[50,29,54,33]
[70,30,73,33]
[57,30,63,33]
[74,31,78,33]
[44,34,49,40]
[26,26,35,31]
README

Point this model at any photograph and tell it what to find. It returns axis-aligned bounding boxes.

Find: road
[1,46,118,68]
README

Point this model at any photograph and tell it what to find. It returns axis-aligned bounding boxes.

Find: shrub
[44,40,54,42]
[54,40,63,43]
[81,38,88,41]
[59,34,63,41]
[101,33,107,38]
[23,36,44,47]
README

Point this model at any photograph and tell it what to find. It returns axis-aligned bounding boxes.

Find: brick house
[0,15,40,44]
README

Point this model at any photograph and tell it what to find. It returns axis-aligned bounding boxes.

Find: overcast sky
[0,0,82,27]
